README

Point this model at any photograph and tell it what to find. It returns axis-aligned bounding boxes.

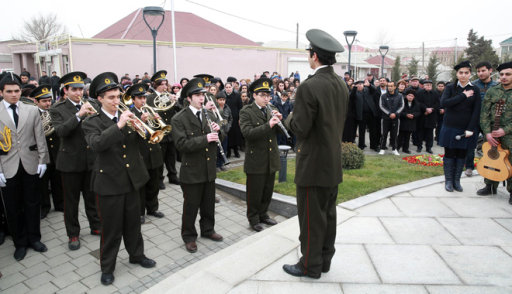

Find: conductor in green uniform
[82,72,156,285]
[283,29,349,279]
[239,77,281,232]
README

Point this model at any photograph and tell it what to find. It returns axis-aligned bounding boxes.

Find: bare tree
[14,13,67,42]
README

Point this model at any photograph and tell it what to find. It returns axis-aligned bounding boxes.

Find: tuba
[0,126,12,152]
[41,111,55,136]
[149,86,176,111]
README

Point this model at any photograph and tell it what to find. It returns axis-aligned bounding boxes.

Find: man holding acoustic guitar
[478,61,512,201]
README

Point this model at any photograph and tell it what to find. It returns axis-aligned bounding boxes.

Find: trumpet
[202,106,230,166]
[0,125,12,152]
[204,93,227,126]
[266,104,291,139]
[41,111,55,136]
[141,105,172,134]
[118,102,165,144]
[149,86,177,111]
[80,96,98,115]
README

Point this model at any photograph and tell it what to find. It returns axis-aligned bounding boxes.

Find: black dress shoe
[261,218,278,226]
[403,150,411,154]
[282,263,320,279]
[202,232,223,242]
[40,209,49,219]
[148,211,164,218]
[101,273,115,285]
[322,263,330,273]
[416,147,422,152]
[426,148,433,154]
[31,241,48,252]
[169,177,180,185]
[0,231,5,245]
[477,184,496,196]
[159,181,165,190]
[251,224,264,232]
[14,247,27,261]
[234,151,240,158]
[130,257,156,268]
[185,241,197,253]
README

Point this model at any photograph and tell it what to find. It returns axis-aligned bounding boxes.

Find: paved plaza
[147,174,512,294]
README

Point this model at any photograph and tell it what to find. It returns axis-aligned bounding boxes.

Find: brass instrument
[205,93,227,126]
[141,105,172,134]
[41,111,55,136]
[80,96,98,115]
[202,106,230,166]
[118,102,164,144]
[0,126,12,152]
[266,104,291,139]
[149,86,177,111]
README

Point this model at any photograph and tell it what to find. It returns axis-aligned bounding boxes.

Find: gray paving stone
[435,245,512,286]
[2,283,30,294]
[52,271,82,289]
[342,284,428,294]
[24,271,54,289]
[48,261,77,277]
[0,272,27,291]
[19,252,47,268]
[391,197,458,217]
[255,280,342,294]
[380,217,459,245]
[26,282,60,294]
[366,244,460,284]
[251,250,301,282]
[409,183,467,197]
[355,198,404,217]
[494,218,512,233]
[0,260,26,276]
[438,218,512,246]
[440,198,512,218]
[426,285,512,294]
[56,282,89,294]
[336,217,394,244]
[227,280,259,294]
[20,261,50,278]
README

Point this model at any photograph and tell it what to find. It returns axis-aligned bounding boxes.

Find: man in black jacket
[415,80,439,153]
[357,80,380,151]
[343,80,363,143]
[398,89,422,153]
[378,81,404,155]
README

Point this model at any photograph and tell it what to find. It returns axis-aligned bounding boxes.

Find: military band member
[171,78,224,253]
[146,70,181,189]
[239,77,280,232]
[0,73,49,261]
[127,83,165,223]
[283,29,348,279]
[49,71,101,251]
[82,72,155,285]
[478,61,512,200]
[31,85,63,219]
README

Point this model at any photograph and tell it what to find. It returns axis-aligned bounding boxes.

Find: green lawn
[218,155,444,204]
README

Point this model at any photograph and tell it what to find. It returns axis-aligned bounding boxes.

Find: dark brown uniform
[239,103,280,226]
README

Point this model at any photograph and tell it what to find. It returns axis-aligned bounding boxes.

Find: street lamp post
[142,6,165,74]
[379,45,389,78]
[343,30,357,78]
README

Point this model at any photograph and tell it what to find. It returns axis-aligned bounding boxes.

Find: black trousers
[140,167,160,215]
[417,127,434,149]
[61,171,100,237]
[358,112,379,150]
[297,185,338,276]
[246,173,275,226]
[160,140,178,181]
[380,119,399,150]
[1,163,41,248]
[39,163,63,213]
[342,117,358,143]
[397,130,412,152]
[97,190,145,274]
[180,181,216,243]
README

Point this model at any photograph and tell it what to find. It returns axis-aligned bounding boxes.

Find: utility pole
[422,42,425,75]
[454,38,458,64]
[296,23,299,49]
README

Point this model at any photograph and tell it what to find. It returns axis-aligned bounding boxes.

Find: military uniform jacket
[82,111,149,195]
[239,102,280,174]
[131,107,163,170]
[171,108,221,184]
[146,92,181,144]
[481,84,512,147]
[49,99,96,172]
[284,66,349,187]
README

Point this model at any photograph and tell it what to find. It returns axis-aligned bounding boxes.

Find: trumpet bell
[148,129,165,144]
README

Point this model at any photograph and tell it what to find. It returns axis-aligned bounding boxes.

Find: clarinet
[266,104,291,139]
[202,107,230,165]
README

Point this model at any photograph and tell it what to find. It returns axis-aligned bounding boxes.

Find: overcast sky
[1,0,511,50]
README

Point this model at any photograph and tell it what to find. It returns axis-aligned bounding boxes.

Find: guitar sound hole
[488,149,500,160]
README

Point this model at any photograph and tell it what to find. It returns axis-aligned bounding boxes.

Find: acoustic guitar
[477,100,512,182]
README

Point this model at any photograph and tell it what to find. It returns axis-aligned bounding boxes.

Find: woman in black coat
[224,82,243,157]
[439,61,481,192]
[398,89,422,153]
